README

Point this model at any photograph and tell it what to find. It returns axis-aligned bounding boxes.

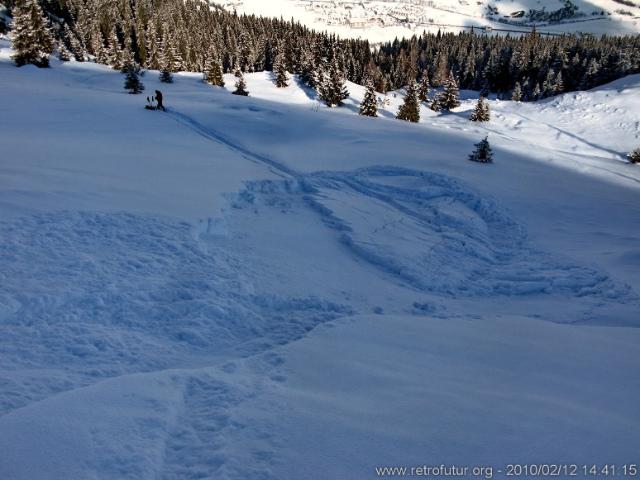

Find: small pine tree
[396,81,420,123]
[299,45,316,87]
[11,0,54,68]
[554,71,565,94]
[440,72,461,111]
[64,24,84,62]
[628,148,640,164]
[159,69,173,83]
[273,49,289,88]
[470,97,490,122]
[359,81,378,117]
[418,73,430,103]
[57,43,71,62]
[203,52,225,87]
[317,57,349,107]
[512,82,522,101]
[469,136,493,163]
[124,64,145,94]
[531,83,541,101]
[233,68,249,96]
[430,92,443,112]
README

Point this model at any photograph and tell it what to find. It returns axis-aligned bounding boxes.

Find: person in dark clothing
[155,90,165,111]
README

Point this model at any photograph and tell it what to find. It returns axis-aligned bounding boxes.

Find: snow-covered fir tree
[532,83,542,100]
[469,97,490,122]
[512,82,523,101]
[159,69,173,83]
[317,55,349,107]
[299,44,316,87]
[440,72,461,111]
[430,93,443,112]
[124,64,144,94]
[11,0,54,67]
[160,32,183,74]
[145,24,161,70]
[542,68,556,97]
[57,43,71,62]
[203,47,225,87]
[554,71,565,94]
[359,81,378,117]
[580,58,600,90]
[469,136,493,163]
[232,68,249,96]
[63,24,85,62]
[418,73,430,102]
[396,81,420,123]
[273,47,289,88]
[628,148,640,164]
[107,27,123,70]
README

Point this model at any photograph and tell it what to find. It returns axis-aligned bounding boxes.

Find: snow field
[1,37,640,479]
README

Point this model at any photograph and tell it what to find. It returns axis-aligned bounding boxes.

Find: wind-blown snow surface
[1,38,640,479]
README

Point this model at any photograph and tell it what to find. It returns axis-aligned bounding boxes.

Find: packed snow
[1,36,640,479]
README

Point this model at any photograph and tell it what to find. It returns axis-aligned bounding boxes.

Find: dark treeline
[373,31,640,99]
[6,0,640,100]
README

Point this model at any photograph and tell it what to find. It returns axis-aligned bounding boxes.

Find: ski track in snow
[3,106,636,418]
[167,108,636,305]
[1,92,639,478]
[167,109,297,179]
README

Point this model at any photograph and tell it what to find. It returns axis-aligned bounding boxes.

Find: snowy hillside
[1,36,640,479]
[216,0,640,41]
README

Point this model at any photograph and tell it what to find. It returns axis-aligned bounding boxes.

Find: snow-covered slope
[1,37,640,479]
[216,0,640,41]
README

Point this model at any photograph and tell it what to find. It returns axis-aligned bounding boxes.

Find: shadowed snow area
[1,37,640,479]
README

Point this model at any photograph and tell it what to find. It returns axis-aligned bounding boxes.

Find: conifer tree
[11,0,54,67]
[440,72,461,111]
[580,58,600,90]
[63,24,84,62]
[317,56,349,107]
[299,44,316,87]
[542,69,555,97]
[273,48,289,88]
[469,136,493,163]
[554,71,564,94]
[124,64,145,94]
[470,97,490,122]
[145,25,160,70]
[203,48,225,87]
[430,93,443,112]
[628,148,640,164]
[121,49,135,73]
[232,68,249,96]
[57,43,71,62]
[511,82,522,101]
[376,76,388,94]
[532,83,541,100]
[418,73,431,103]
[359,81,378,117]
[396,81,420,123]
[107,28,123,70]
[159,69,173,83]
